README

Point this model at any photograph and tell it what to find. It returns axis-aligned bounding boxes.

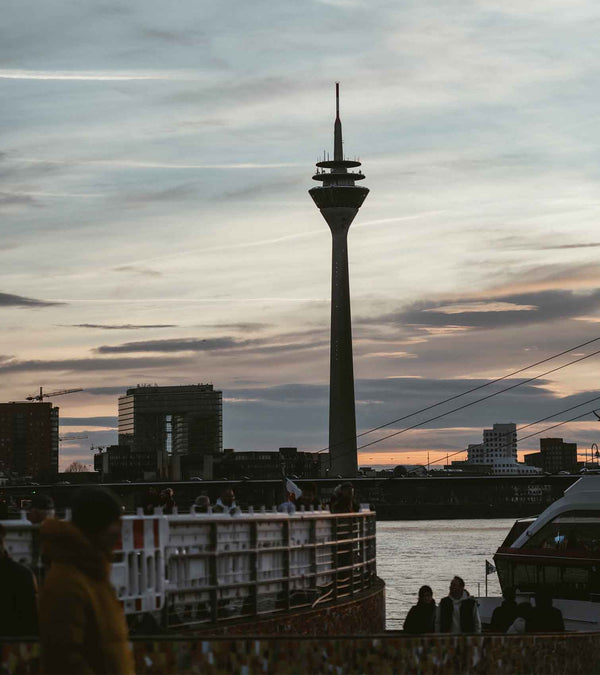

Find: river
[377,519,515,629]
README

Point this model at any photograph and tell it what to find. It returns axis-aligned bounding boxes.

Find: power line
[425,396,600,467]
[352,347,600,453]
[315,335,600,455]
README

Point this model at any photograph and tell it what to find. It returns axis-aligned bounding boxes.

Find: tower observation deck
[309,84,369,477]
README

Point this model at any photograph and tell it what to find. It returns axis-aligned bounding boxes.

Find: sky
[4,0,600,470]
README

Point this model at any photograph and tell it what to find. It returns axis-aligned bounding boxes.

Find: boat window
[523,519,600,553]
[500,519,533,547]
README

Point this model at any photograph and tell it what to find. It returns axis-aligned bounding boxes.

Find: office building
[118,384,222,480]
[466,423,541,475]
[93,444,155,482]
[524,437,578,474]
[0,402,59,481]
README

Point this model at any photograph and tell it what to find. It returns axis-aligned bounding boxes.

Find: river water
[377,519,515,630]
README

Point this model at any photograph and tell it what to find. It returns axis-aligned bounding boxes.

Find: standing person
[39,487,134,675]
[27,493,55,524]
[160,488,176,514]
[529,590,565,632]
[213,488,236,513]
[435,575,481,634]
[142,486,161,515]
[0,523,38,636]
[506,602,533,634]
[330,482,359,513]
[403,585,436,634]
[490,587,518,632]
[296,483,320,510]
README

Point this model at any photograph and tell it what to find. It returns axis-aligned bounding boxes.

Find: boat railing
[1,508,378,630]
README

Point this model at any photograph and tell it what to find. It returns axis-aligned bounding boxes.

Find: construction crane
[26,387,83,402]
[59,434,88,442]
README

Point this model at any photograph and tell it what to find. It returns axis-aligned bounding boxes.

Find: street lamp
[593,443,599,467]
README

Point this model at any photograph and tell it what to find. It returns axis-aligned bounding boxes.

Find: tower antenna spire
[334,82,343,161]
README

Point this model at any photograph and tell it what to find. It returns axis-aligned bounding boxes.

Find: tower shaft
[329,227,358,476]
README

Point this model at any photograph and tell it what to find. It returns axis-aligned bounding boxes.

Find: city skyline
[4,2,600,469]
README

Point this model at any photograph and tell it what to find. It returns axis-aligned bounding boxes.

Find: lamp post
[593,443,599,468]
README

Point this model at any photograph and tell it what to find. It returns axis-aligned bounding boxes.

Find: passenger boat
[2,505,385,636]
[478,476,600,631]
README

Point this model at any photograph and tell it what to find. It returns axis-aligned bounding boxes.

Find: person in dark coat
[435,575,481,633]
[490,587,518,632]
[530,590,565,632]
[0,523,38,636]
[330,482,359,513]
[403,585,436,634]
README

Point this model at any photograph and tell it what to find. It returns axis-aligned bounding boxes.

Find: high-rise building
[309,84,369,477]
[0,402,59,481]
[118,384,222,480]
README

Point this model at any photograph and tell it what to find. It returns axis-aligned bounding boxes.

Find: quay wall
[197,577,385,636]
[3,632,600,675]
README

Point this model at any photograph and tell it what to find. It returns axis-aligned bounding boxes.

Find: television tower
[309,83,369,477]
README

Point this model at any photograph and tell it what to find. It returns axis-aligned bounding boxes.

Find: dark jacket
[39,519,135,675]
[403,602,436,634]
[438,595,479,633]
[490,599,518,632]
[530,606,565,632]
[0,552,38,636]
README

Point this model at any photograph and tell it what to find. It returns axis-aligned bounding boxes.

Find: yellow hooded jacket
[39,519,135,675]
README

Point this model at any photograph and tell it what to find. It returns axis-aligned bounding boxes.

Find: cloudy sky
[4,0,600,469]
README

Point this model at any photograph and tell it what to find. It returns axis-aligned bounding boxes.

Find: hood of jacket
[40,518,110,581]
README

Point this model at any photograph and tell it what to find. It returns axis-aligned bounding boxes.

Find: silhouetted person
[330,482,358,513]
[507,602,534,634]
[39,487,134,674]
[193,494,211,513]
[27,493,55,524]
[403,585,436,634]
[297,482,320,510]
[213,488,236,513]
[490,587,518,632]
[142,486,161,515]
[160,488,176,514]
[0,523,38,636]
[436,575,481,633]
[530,590,565,632]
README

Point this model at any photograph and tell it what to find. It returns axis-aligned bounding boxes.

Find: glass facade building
[118,384,222,480]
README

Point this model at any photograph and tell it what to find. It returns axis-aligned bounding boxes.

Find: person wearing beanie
[27,493,55,525]
[39,487,134,675]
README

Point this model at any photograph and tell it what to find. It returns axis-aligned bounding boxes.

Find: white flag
[286,478,302,499]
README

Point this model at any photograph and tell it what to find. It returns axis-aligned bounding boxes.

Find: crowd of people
[402,576,564,635]
[138,480,360,516]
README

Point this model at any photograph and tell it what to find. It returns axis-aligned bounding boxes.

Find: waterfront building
[466,423,541,475]
[309,84,369,477]
[524,437,578,474]
[118,384,222,481]
[93,444,155,482]
[210,447,329,480]
[0,402,59,482]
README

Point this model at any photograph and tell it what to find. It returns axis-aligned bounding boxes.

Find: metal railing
[161,510,377,630]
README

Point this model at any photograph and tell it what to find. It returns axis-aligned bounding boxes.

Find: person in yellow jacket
[39,487,135,675]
